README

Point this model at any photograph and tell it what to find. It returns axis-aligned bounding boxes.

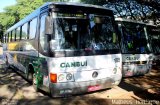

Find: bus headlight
[58,74,65,81]
[66,73,72,80]
[57,73,74,82]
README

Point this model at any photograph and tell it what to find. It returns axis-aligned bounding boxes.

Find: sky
[0,0,16,12]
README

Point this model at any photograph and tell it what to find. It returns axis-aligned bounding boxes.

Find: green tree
[0,0,45,30]
[82,0,159,24]
[0,12,15,30]
[16,0,44,19]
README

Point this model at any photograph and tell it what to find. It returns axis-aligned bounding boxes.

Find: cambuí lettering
[126,56,139,60]
[60,61,87,68]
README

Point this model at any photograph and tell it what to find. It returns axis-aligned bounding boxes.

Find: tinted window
[21,23,28,40]
[10,31,12,42]
[16,27,21,41]
[6,33,9,42]
[120,22,151,53]
[9,32,12,42]
[147,26,160,53]
[12,30,16,41]
[4,34,6,43]
[40,14,49,52]
[29,18,37,39]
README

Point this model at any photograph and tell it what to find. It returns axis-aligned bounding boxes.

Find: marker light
[50,73,57,83]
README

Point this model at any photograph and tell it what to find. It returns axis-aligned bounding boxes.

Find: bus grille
[123,61,147,65]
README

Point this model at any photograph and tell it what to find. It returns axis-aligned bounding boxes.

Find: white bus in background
[147,24,160,68]
[3,2,122,97]
[115,18,153,77]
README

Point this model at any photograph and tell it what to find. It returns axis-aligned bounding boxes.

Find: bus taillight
[50,73,57,83]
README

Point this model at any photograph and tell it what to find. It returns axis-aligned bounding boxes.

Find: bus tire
[33,73,39,92]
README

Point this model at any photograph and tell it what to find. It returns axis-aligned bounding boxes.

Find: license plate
[126,71,133,76]
[88,85,101,92]
[138,66,143,69]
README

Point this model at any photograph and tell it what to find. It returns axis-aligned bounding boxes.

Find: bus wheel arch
[27,63,39,92]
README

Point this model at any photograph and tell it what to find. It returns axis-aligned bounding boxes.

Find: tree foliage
[16,0,44,19]
[0,0,44,30]
[82,0,160,24]
[0,0,78,31]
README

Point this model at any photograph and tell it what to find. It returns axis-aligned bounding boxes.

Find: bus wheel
[33,73,39,92]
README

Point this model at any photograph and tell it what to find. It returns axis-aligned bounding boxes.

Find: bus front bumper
[49,75,121,97]
[122,64,151,77]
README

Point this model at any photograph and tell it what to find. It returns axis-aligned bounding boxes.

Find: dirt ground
[0,67,160,105]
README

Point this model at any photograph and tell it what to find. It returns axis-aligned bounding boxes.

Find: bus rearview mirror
[45,16,53,35]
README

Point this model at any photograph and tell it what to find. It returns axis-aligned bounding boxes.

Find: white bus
[115,18,153,77]
[147,24,160,68]
[3,2,122,97]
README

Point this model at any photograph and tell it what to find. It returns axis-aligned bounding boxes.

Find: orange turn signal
[50,73,57,83]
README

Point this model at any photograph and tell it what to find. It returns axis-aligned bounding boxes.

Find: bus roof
[6,2,112,34]
[47,2,111,10]
[115,18,146,25]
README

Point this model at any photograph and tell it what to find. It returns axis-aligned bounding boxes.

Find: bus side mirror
[45,16,53,35]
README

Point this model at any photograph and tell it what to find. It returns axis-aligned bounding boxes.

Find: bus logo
[60,61,87,68]
[126,56,139,61]
[92,71,98,78]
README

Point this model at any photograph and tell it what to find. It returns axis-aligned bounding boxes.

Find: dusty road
[0,68,160,105]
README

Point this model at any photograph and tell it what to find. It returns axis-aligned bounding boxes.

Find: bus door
[37,12,51,87]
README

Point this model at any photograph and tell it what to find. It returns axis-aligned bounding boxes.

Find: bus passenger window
[21,23,28,40]
[10,31,12,42]
[8,32,11,42]
[40,14,49,52]
[7,33,9,42]
[29,18,37,39]
[9,32,12,42]
[16,27,21,41]
[12,30,16,41]
[5,34,7,43]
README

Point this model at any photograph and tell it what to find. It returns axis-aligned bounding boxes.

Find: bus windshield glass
[121,22,151,53]
[148,26,160,54]
[53,13,119,52]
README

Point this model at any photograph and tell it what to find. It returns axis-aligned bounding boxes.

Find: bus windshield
[121,22,151,54]
[148,26,160,54]
[53,13,119,52]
